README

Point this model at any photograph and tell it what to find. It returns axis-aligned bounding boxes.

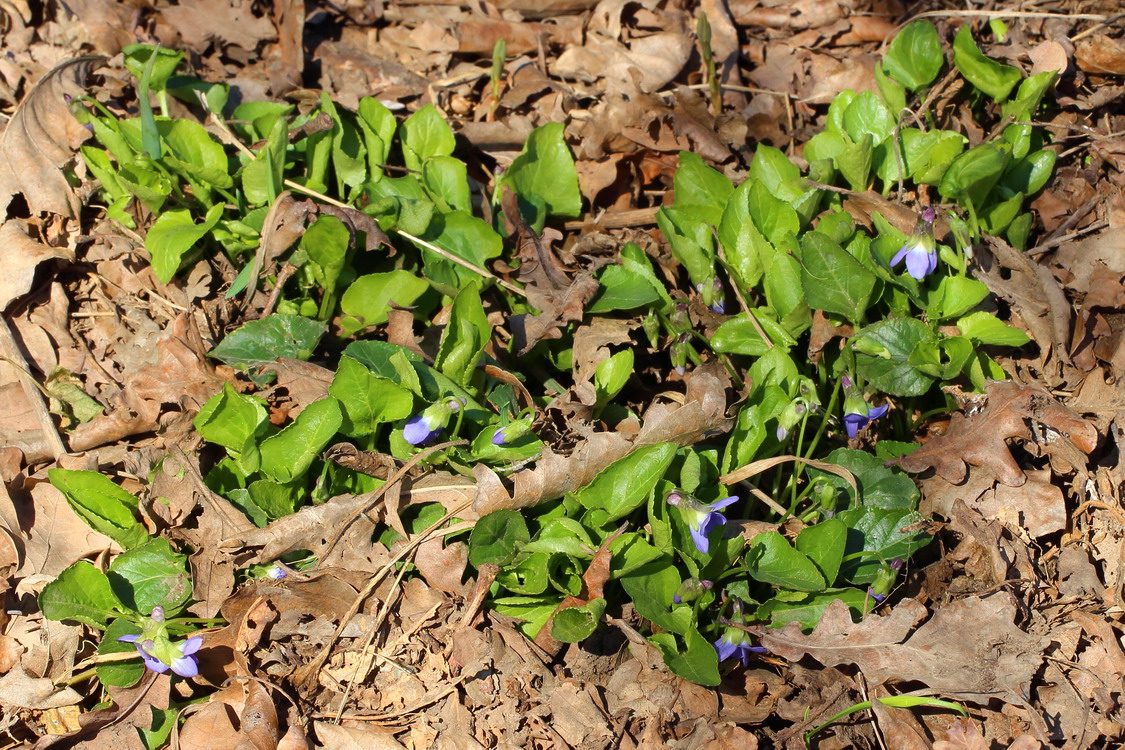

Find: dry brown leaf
[0,668,81,710]
[1076,34,1125,75]
[312,722,407,750]
[0,56,102,218]
[504,189,602,354]
[975,235,1073,376]
[934,719,1045,749]
[179,680,278,750]
[0,219,73,310]
[893,380,1096,487]
[757,593,1044,705]
[159,0,276,52]
[3,479,116,578]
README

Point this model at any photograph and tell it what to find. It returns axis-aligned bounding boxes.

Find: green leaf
[435,281,490,387]
[756,588,867,630]
[747,181,799,245]
[357,97,396,179]
[320,94,367,195]
[400,104,456,173]
[97,618,146,687]
[874,64,907,124]
[812,448,920,510]
[193,386,268,471]
[241,116,287,206]
[837,133,874,192]
[469,510,531,566]
[552,598,606,643]
[594,350,633,404]
[339,270,430,333]
[258,397,343,483]
[884,21,943,91]
[588,265,662,313]
[843,91,895,144]
[501,121,581,222]
[620,560,693,635]
[749,145,802,197]
[1001,149,1055,196]
[746,531,826,591]
[300,214,350,297]
[39,561,122,629]
[423,155,471,212]
[329,356,414,436]
[795,519,847,586]
[159,119,234,190]
[650,627,721,686]
[711,309,797,356]
[673,152,733,208]
[572,443,677,522]
[496,553,551,595]
[47,469,149,550]
[837,508,931,584]
[926,275,990,320]
[952,25,1021,101]
[122,44,183,92]
[145,204,224,283]
[956,311,1031,346]
[208,314,326,371]
[799,231,877,324]
[852,317,938,396]
[901,128,966,185]
[107,538,192,616]
[416,210,503,293]
[245,479,302,520]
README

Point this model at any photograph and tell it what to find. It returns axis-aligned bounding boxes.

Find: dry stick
[320,438,469,561]
[1071,11,1125,42]
[298,499,473,690]
[0,319,67,459]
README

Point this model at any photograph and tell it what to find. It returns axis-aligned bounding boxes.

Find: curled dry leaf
[1076,35,1125,75]
[0,56,103,218]
[892,380,1097,487]
[756,593,1045,705]
[0,219,73,311]
[974,235,1072,376]
[474,361,732,514]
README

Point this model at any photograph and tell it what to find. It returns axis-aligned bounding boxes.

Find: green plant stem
[790,411,810,511]
[803,377,842,466]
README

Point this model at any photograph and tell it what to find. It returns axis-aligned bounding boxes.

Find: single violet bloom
[666,490,739,555]
[266,564,287,580]
[116,607,204,678]
[672,578,713,604]
[843,403,890,439]
[491,419,532,447]
[403,397,464,446]
[842,378,889,439]
[714,630,768,665]
[713,599,766,665]
[890,206,938,280]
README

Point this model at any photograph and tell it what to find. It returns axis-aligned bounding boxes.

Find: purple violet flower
[116,607,204,678]
[842,377,889,438]
[266,564,287,580]
[890,207,938,280]
[403,397,464,446]
[666,490,739,555]
[714,630,768,665]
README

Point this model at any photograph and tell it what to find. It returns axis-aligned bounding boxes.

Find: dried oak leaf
[756,593,1045,705]
[891,380,1096,487]
[0,56,103,218]
[504,189,601,355]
